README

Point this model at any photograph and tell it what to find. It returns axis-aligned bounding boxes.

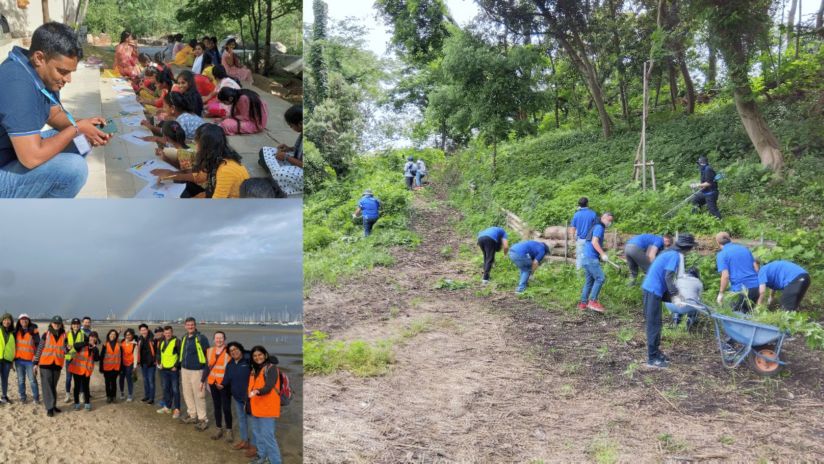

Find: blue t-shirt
[0,47,62,167]
[570,207,597,240]
[510,240,547,262]
[627,234,664,251]
[478,227,507,243]
[358,196,381,219]
[758,260,807,290]
[716,243,759,291]
[583,223,606,259]
[642,249,681,298]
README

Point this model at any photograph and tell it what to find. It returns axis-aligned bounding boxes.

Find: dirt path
[303,187,824,463]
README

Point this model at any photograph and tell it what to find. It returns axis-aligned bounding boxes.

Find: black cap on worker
[71,318,81,325]
[673,233,697,251]
[697,156,708,166]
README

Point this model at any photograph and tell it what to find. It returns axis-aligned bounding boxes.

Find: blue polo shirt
[583,223,606,259]
[358,196,381,220]
[570,207,597,240]
[642,249,681,298]
[0,47,61,167]
[478,227,507,243]
[716,243,759,291]
[627,234,664,251]
[510,240,547,262]
[758,260,807,290]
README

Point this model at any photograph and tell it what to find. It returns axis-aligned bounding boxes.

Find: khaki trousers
[180,368,207,421]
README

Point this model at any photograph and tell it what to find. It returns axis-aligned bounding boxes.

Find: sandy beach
[3,323,302,464]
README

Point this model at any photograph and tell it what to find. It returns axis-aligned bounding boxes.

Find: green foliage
[86,0,183,36]
[434,278,469,290]
[304,331,394,376]
[374,0,451,67]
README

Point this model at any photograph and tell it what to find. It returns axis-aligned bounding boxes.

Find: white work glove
[716,292,724,305]
[671,294,685,307]
[767,295,773,306]
[600,254,608,262]
[690,183,699,189]
[352,213,357,219]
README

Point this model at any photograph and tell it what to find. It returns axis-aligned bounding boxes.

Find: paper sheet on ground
[135,181,186,199]
[112,84,132,92]
[121,131,154,147]
[119,102,144,113]
[129,159,178,183]
[119,116,144,127]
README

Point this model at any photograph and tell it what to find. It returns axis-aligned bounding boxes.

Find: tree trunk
[41,0,50,22]
[654,67,662,108]
[676,50,695,113]
[492,140,497,183]
[547,47,561,128]
[264,0,273,76]
[667,58,678,111]
[77,0,90,26]
[733,89,784,170]
[818,0,823,30]
[558,34,613,137]
[786,0,798,45]
[707,43,717,89]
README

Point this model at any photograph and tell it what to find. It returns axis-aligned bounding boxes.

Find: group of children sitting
[111,30,303,198]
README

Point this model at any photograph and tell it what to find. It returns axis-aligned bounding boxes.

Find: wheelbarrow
[663,302,788,377]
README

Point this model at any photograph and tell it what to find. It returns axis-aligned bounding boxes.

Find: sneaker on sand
[183,416,199,424]
[64,392,72,404]
[157,407,170,414]
[85,404,92,411]
[481,279,489,285]
[195,420,209,431]
[74,404,81,411]
[645,357,669,369]
[126,396,133,403]
[587,300,606,313]
[576,302,587,311]
[120,393,126,401]
[172,409,181,419]
[211,427,224,440]
[225,429,234,443]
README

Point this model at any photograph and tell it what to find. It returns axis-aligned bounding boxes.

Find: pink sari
[114,43,138,79]
[219,94,268,135]
[205,78,241,118]
[221,50,253,86]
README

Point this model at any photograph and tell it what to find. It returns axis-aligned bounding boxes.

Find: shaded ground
[304,185,824,463]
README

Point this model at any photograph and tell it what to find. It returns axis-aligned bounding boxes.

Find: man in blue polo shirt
[578,212,613,313]
[570,197,597,270]
[353,189,381,237]
[0,22,110,198]
[715,232,759,312]
[641,233,697,369]
[508,240,549,293]
[624,233,673,286]
[477,226,509,284]
[756,260,811,311]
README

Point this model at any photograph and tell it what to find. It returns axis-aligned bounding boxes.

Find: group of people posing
[0,314,287,464]
[0,22,302,198]
[476,196,811,369]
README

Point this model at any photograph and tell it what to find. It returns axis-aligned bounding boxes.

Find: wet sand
[3,323,302,464]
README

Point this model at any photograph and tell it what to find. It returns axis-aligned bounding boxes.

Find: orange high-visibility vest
[68,346,94,377]
[206,347,229,385]
[38,332,66,368]
[102,342,121,372]
[15,331,36,361]
[247,364,280,418]
[120,340,135,366]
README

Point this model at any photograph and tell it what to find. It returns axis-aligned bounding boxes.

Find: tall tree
[786,0,798,44]
[691,0,784,170]
[375,0,453,67]
[307,0,329,111]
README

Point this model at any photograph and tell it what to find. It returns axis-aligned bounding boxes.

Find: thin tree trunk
[492,140,497,183]
[818,0,824,29]
[786,0,798,45]
[558,34,612,137]
[795,2,801,59]
[667,58,678,111]
[733,89,784,170]
[41,0,50,22]
[547,47,561,128]
[654,67,663,107]
[77,0,90,26]
[264,0,273,76]
[677,50,695,113]
[707,43,717,89]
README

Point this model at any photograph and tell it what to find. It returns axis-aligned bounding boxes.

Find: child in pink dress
[217,88,268,135]
[221,39,253,86]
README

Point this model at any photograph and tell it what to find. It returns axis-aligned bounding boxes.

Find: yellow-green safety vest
[65,330,85,360]
[0,330,15,362]
[160,338,178,369]
[179,334,206,365]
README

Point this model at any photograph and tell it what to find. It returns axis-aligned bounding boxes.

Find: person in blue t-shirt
[715,232,760,312]
[690,156,721,219]
[477,226,509,284]
[508,240,550,293]
[570,197,598,270]
[624,233,672,285]
[578,212,613,313]
[641,233,697,369]
[0,22,111,198]
[353,189,381,237]
[756,260,810,311]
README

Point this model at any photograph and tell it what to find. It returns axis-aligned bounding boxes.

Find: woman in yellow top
[150,124,249,198]
[0,313,15,404]
[171,39,197,67]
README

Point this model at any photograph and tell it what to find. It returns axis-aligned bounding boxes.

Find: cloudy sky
[0,201,301,322]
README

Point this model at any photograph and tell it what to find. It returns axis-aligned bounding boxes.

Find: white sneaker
[64,392,72,404]
[481,279,489,285]
[156,407,170,414]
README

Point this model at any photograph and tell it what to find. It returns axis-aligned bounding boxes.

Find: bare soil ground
[303,187,824,463]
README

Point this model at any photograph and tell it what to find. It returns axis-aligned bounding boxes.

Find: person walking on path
[223,342,256,457]
[157,326,182,419]
[715,232,759,312]
[353,190,381,237]
[100,329,122,404]
[508,240,550,294]
[67,330,99,411]
[691,156,722,219]
[403,156,417,190]
[119,329,138,402]
[14,314,40,404]
[578,212,614,313]
[33,316,68,417]
[179,317,211,431]
[0,313,15,403]
[641,233,698,369]
[63,318,85,404]
[206,331,233,442]
[247,346,283,464]
[137,324,157,404]
[477,226,509,284]
[756,260,811,311]
[624,234,672,286]
[414,158,427,188]
[570,197,597,270]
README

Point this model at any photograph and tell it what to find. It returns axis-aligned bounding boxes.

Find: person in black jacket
[691,156,721,219]
[136,324,157,404]
[222,342,255,455]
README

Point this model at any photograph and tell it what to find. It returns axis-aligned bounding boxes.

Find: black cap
[51,316,63,324]
[71,318,81,325]
[674,233,697,251]
[697,156,708,166]
[154,326,164,333]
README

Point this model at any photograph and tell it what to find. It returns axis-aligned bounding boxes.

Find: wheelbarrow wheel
[747,345,783,377]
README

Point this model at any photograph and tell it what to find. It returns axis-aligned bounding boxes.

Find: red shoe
[587,300,605,313]
[576,302,587,311]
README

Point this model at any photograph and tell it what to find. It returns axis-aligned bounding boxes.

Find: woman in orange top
[14,314,40,404]
[68,331,99,411]
[100,329,122,404]
[32,316,68,417]
[206,331,233,441]
[247,345,282,464]
[118,328,138,402]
